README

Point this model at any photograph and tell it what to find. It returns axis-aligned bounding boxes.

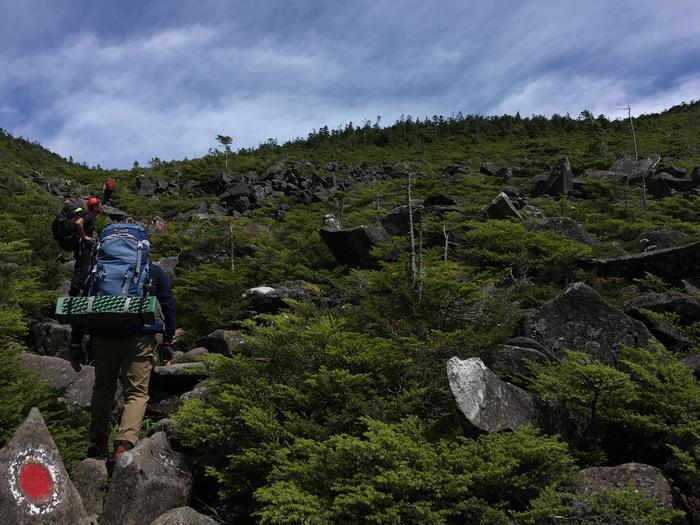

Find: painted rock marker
[0,408,88,524]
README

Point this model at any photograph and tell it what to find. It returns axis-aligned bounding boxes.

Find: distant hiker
[67,197,103,362]
[69,197,103,297]
[102,178,115,205]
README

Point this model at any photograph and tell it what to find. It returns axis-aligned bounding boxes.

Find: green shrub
[254,421,577,525]
[0,346,88,470]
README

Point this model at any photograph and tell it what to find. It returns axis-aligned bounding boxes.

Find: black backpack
[51,206,84,251]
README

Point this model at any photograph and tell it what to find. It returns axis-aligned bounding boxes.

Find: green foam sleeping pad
[55,295,163,329]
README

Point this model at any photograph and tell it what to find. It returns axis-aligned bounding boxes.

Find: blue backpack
[89,223,151,296]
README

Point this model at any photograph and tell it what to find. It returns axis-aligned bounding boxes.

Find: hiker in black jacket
[68,197,103,360]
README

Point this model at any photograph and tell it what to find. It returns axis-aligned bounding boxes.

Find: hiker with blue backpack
[63,221,177,460]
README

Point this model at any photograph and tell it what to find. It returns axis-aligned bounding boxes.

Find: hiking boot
[113,440,134,460]
[87,436,109,458]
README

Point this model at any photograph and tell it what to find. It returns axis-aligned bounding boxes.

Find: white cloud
[2,0,699,168]
[490,73,700,119]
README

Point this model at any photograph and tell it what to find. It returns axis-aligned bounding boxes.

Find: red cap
[86,197,101,211]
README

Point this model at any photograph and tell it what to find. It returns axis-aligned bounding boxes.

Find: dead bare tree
[407,168,417,291]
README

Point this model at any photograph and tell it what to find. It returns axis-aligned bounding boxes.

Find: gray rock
[172,347,209,364]
[483,344,552,380]
[609,154,661,183]
[692,166,700,183]
[154,257,178,283]
[520,282,656,363]
[0,408,89,524]
[20,353,96,410]
[447,357,538,432]
[150,363,209,394]
[579,462,675,510]
[101,205,130,222]
[319,214,390,268]
[242,280,319,313]
[682,354,700,379]
[196,329,245,355]
[28,321,72,358]
[153,363,208,377]
[480,162,503,177]
[581,168,628,183]
[624,308,694,352]
[655,164,686,178]
[531,157,573,196]
[481,192,524,220]
[134,174,155,198]
[150,506,217,525]
[381,202,424,236]
[637,230,691,251]
[72,458,108,522]
[587,240,700,288]
[528,217,597,245]
[180,381,212,403]
[623,292,700,326]
[101,433,192,525]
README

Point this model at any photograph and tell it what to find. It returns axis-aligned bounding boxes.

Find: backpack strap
[134,241,145,283]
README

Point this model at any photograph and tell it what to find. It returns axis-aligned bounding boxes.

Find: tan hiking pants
[89,333,156,446]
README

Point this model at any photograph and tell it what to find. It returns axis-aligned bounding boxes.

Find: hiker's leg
[89,335,122,445]
[116,334,156,445]
[69,242,92,296]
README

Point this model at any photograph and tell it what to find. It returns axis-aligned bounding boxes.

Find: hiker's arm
[74,218,92,242]
[152,267,177,343]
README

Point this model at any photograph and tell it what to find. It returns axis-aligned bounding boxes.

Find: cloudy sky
[1,0,699,169]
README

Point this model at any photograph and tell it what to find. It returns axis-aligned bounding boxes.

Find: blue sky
[1,0,699,169]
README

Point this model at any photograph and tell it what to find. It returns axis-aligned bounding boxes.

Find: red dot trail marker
[19,461,54,502]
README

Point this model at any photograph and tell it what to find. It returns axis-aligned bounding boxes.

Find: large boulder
[0,408,89,524]
[196,329,245,355]
[531,157,573,196]
[134,174,155,198]
[242,280,319,313]
[319,215,390,268]
[481,192,524,220]
[519,282,656,363]
[446,357,538,432]
[682,354,700,380]
[154,257,178,283]
[482,344,553,381]
[20,353,96,410]
[380,202,424,236]
[588,240,700,286]
[149,363,209,393]
[609,154,661,183]
[579,463,675,511]
[151,507,217,525]
[101,433,192,525]
[28,321,72,358]
[637,230,691,251]
[72,458,108,522]
[581,168,627,183]
[623,292,700,326]
[528,217,597,246]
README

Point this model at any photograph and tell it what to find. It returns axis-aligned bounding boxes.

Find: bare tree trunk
[627,106,638,161]
[230,222,235,271]
[407,170,417,291]
[443,225,449,262]
[417,224,424,301]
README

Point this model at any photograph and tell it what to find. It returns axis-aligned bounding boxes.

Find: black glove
[158,341,174,365]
